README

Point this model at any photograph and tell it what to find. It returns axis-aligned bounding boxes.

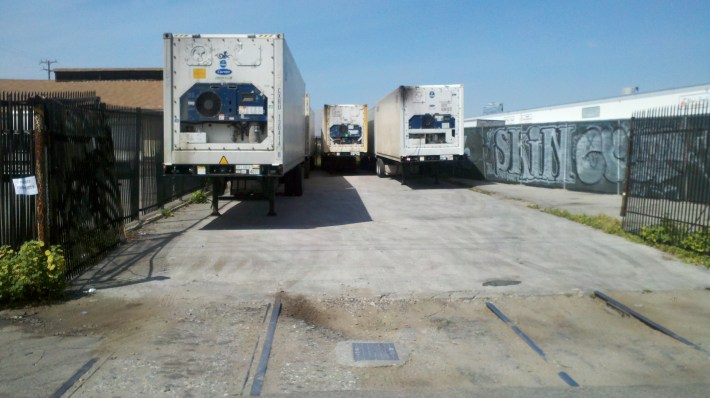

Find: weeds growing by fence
[640,219,710,255]
[189,190,209,204]
[0,241,66,305]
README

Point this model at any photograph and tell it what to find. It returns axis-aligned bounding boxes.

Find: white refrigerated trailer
[321,104,369,172]
[374,85,465,182]
[163,33,307,215]
[305,94,316,178]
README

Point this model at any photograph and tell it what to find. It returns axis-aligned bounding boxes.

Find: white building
[464,84,710,127]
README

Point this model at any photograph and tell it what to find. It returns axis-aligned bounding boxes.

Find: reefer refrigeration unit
[163,33,307,215]
[321,104,368,171]
[374,85,464,181]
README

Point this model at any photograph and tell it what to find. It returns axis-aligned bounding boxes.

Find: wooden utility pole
[40,59,57,80]
[33,100,48,243]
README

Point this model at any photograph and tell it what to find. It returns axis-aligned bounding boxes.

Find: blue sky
[1,0,708,118]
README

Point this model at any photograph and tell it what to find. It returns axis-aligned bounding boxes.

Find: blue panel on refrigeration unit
[180,83,267,123]
[408,113,455,129]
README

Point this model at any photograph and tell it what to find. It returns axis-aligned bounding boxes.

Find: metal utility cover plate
[352,342,399,361]
[336,341,408,368]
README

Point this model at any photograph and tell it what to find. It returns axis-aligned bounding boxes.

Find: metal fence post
[133,107,141,219]
[620,117,634,218]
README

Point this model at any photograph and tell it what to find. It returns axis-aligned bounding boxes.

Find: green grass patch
[537,207,710,268]
[189,189,209,204]
[541,208,626,236]
[470,187,495,196]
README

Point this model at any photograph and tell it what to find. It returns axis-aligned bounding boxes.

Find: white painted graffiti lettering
[489,125,570,183]
[486,122,629,187]
[574,125,627,184]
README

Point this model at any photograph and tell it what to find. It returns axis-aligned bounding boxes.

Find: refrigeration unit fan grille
[195,91,222,117]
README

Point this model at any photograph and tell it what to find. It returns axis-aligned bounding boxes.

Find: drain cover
[336,341,408,367]
[352,342,399,361]
[483,279,522,287]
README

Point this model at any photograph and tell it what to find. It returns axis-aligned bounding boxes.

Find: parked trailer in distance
[305,94,316,178]
[162,33,308,216]
[374,85,464,182]
[321,104,369,172]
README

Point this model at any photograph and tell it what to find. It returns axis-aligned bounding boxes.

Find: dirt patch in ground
[0,292,271,397]
[277,291,471,339]
[268,292,554,394]
[0,294,161,339]
[3,289,709,396]
[265,291,710,394]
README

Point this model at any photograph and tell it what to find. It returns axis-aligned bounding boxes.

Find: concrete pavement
[448,177,625,220]
[2,171,709,397]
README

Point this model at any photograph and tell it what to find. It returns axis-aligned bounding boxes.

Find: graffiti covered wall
[463,120,629,194]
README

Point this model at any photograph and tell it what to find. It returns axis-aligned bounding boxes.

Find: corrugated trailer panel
[305,94,315,158]
[374,88,403,160]
[279,38,307,172]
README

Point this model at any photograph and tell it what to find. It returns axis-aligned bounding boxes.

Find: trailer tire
[285,164,304,196]
[376,158,386,178]
[284,167,294,196]
[294,163,303,196]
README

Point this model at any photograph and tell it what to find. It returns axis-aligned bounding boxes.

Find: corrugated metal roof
[54,68,162,73]
[466,83,710,121]
[0,79,163,110]
[54,68,163,82]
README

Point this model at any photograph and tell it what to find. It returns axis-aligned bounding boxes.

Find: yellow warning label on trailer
[193,68,206,79]
[219,156,229,165]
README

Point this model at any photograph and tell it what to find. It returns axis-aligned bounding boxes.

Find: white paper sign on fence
[12,176,39,195]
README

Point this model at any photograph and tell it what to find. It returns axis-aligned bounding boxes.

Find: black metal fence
[106,104,203,221]
[622,104,710,250]
[1,92,44,248]
[1,91,202,277]
[2,91,96,249]
[43,96,125,276]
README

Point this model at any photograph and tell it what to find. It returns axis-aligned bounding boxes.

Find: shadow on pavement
[201,175,372,230]
[402,176,474,190]
[69,212,214,294]
[380,170,475,190]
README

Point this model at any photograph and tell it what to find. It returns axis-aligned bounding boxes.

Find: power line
[40,59,58,80]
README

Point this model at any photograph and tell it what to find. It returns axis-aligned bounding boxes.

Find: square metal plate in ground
[336,341,408,367]
[352,342,399,361]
